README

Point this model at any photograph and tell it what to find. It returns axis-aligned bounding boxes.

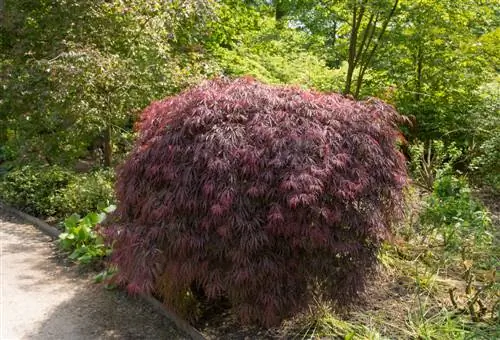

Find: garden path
[0,208,188,340]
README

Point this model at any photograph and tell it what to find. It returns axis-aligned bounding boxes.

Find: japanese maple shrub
[105,77,408,327]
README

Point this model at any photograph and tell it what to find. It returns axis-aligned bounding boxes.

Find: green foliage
[406,290,499,340]
[0,0,498,333]
[93,266,119,290]
[376,0,499,149]
[471,134,500,191]
[407,306,470,340]
[0,0,218,166]
[0,166,115,218]
[212,6,342,92]
[469,80,500,191]
[54,170,115,217]
[420,175,493,252]
[292,298,385,339]
[59,205,115,264]
[0,165,75,217]
[409,140,462,190]
[0,143,16,164]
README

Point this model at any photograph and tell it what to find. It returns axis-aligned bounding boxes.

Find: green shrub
[213,14,344,93]
[0,144,16,164]
[408,140,462,191]
[0,165,76,216]
[471,132,500,192]
[469,81,500,192]
[420,175,493,251]
[0,165,115,219]
[54,169,115,217]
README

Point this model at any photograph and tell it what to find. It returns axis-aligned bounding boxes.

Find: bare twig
[464,282,493,322]
[449,287,458,309]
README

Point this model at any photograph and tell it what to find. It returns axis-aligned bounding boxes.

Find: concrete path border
[0,201,206,340]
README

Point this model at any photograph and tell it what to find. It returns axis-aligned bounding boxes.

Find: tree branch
[354,0,399,97]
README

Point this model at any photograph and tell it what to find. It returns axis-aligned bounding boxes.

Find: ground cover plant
[59,204,115,264]
[105,77,409,327]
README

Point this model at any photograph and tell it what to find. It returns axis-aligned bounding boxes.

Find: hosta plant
[104,77,408,327]
[59,205,115,264]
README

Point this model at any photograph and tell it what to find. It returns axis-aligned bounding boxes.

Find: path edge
[0,202,61,238]
[0,201,206,340]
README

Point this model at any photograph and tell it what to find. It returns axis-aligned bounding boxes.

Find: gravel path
[0,208,188,340]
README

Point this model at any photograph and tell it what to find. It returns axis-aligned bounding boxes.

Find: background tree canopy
[1,0,498,174]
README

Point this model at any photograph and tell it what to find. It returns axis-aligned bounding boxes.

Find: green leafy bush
[0,144,16,164]
[212,12,343,93]
[408,140,462,191]
[0,165,115,218]
[471,132,500,192]
[0,165,75,216]
[467,80,500,191]
[59,205,115,264]
[420,175,493,251]
[54,169,115,217]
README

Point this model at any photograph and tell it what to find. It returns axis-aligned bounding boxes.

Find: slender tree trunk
[0,120,6,144]
[354,0,399,98]
[355,13,376,69]
[331,21,337,49]
[354,65,369,98]
[275,0,287,28]
[0,0,4,25]
[103,126,112,167]
[345,3,365,95]
[416,44,423,102]
[353,14,378,97]
[326,21,339,68]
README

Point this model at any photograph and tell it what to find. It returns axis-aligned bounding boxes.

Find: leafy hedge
[105,77,408,326]
[0,165,114,219]
[55,169,115,217]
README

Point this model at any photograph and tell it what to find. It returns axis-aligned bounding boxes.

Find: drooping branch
[107,77,409,327]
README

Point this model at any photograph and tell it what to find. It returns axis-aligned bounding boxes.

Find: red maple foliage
[104,77,408,327]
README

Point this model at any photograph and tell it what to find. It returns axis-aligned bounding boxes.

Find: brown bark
[416,44,423,102]
[354,0,399,98]
[103,126,112,167]
[344,2,365,95]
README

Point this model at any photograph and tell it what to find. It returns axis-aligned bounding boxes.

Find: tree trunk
[103,126,112,167]
[0,0,4,24]
[330,21,337,49]
[353,14,378,97]
[275,0,287,28]
[416,45,423,102]
[344,4,365,95]
[354,0,399,98]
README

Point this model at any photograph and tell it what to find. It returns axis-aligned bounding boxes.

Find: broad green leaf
[86,212,101,225]
[64,214,80,230]
[103,204,116,213]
